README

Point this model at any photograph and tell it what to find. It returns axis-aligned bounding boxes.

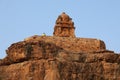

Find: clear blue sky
[0,0,120,59]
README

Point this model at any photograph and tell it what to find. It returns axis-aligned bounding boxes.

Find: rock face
[0,36,120,80]
[0,13,120,80]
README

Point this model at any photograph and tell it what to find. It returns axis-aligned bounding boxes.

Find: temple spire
[53,12,75,37]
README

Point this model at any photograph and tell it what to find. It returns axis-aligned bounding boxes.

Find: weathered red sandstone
[0,12,120,80]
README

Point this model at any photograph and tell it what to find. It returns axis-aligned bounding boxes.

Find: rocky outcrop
[0,36,120,80]
[0,13,119,80]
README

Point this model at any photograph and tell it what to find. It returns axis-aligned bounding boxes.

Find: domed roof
[60,12,70,21]
[60,12,69,18]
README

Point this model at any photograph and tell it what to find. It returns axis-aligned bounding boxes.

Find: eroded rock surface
[0,36,120,80]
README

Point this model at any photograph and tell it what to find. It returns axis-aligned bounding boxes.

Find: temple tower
[53,12,75,37]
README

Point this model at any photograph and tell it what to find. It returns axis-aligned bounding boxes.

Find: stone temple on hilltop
[53,12,75,37]
[1,12,120,80]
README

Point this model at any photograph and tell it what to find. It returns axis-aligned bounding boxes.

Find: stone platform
[24,35,106,52]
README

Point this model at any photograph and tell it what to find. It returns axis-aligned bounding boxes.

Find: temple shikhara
[53,12,75,37]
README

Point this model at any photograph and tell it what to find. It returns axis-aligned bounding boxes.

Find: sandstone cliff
[0,36,120,80]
